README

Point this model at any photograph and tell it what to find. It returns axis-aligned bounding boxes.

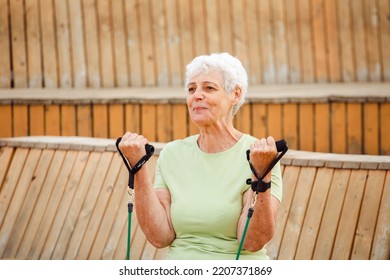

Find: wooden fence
[0,0,389,89]
[0,136,389,259]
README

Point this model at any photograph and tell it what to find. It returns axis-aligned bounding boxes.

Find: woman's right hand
[118,132,149,168]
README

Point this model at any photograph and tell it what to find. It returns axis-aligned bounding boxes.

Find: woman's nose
[193,88,205,100]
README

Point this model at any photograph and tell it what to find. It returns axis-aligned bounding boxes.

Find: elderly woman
[119,53,282,260]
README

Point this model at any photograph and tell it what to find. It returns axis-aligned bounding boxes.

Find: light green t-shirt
[154,134,282,260]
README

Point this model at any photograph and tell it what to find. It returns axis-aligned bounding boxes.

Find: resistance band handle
[246,139,287,162]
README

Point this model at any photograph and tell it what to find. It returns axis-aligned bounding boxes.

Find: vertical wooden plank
[259,0,276,83]
[351,0,369,81]
[156,104,172,142]
[68,0,87,88]
[0,147,14,188]
[77,105,92,137]
[40,0,58,88]
[284,0,301,83]
[217,0,233,54]
[314,103,330,152]
[10,0,27,88]
[371,172,390,259]
[165,0,182,86]
[347,103,363,154]
[297,0,315,82]
[97,0,114,87]
[235,103,251,135]
[45,105,60,136]
[232,0,249,72]
[331,170,368,260]
[55,0,72,87]
[83,0,101,87]
[313,169,351,259]
[29,105,45,136]
[0,105,13,137]
[331,103,347,154]
[64,152,113,260]
[152,0,169,86]
[139,0,156,86]
[108,104,124,139]
[324,0,341,82]
[267,104,282,140]
[124,103,141,133]
[278,167,317,259]
[92,104,108,138]
[177,0,194,68]
[61,105,76,136]
[299,104,314,151]
[172,104,188,140]
[205,0,220,54]
[295,168,333,259]
[352,170,386,259]
[283,103,298,150]
[26,0,43,87]
[0,0,11,88]
[364,0,382,81]
[379,0,390,81]
[252,103,267,139]
[13,105,28,136]
[191,0,207,55]
[124,0,142,87]
[272,0,289,83]
[16,150,66,259]
[245,0,262,84]
[52,152,100,260]
[312,0,328,82]
[111,0,129,87]
[338,0,356,82]
[363,103,379,155]
[3,150,54,259]
[141,104,156,141]
[266,166,300,260]
[380,103,390,155]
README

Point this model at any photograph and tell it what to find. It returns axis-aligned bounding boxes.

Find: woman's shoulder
[161,135,198,153]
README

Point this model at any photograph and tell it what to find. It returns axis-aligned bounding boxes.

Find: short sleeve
[153,150,168,190]
[270,162,283,202]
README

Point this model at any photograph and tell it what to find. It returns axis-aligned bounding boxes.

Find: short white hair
[185,53,248,115]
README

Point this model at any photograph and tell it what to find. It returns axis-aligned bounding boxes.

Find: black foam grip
[275,139,287,152]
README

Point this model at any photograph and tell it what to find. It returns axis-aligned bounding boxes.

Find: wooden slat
[379,0,390,81]
[0,0,10,88]
[338,0,355,81]
[234,103,251,135]
[267,165,300,260]
[68,0,87,88]
[282,104,298,150]
[141,104,156,141]
[232,0,248,76]
[251,103,267,139]
[65,152,113,259]
[370,171,390,259]
[299,104,314,151]
[40,0,58,88]
[272,0,288,83]
[76,154,122,259]
[331,170,368,259]
[13,105,28,136]
[83,0,101,87]
[92,104,108,138]
[314,103,330,152]
[16,150,66,259]
[2,150,54,259]
[267,104,282,140]
[352,0,368,81]
[44,105,60,136]
[172,104,188,140]
[29,105,45,136]
[0,149,42,258]
[205,0,220,54]
[347,103,363,154]
[324,0,341,82]
[77,105,92,137]
[0,105,13,137]
[124,104,141,133]
[139,0,155,86]
[51,152,101,259]
[298,0,315,82]
[27,151,77,259]
[380,103,390,155]
[0,147,14,188]
[331,102,347,153]
[295,168,333,259]
[351,170,386,259]
[156,104,172,142]
[363,103,379,154]
[191,0,207,56]
[177,0,194,67]
[313,169,351,259]
[278,167,317,259]
[55,0,72,87]
[61,105,77,136]
[312,0,327,82]
[284,0,300,83]
[109,104,124,138]
[364,0,381,81]
[97,0,114,87]
[26,0,42,87]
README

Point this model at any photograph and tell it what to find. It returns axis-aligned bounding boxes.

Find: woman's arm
[119,132,175,248]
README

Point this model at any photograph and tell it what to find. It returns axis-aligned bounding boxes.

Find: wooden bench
[0,136,389,260]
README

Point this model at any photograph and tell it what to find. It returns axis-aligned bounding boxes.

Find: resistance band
[115,137,154,260]
[236,139,288,260]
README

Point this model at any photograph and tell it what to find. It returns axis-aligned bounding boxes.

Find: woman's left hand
[249,136,277,182]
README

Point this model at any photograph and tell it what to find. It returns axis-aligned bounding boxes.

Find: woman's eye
[188,87,195,94]
[205,86,215,91]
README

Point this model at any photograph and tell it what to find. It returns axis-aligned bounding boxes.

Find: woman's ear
[232,86,243,105]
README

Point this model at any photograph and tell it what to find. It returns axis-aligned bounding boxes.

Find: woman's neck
[197,124,243,153]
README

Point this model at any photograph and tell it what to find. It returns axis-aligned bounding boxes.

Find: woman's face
[186,70,238,128]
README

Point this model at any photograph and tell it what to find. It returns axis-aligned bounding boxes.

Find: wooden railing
[0,136,389,259]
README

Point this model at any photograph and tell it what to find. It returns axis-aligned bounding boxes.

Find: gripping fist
[118,132,149,168]
[249,136,277,183]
